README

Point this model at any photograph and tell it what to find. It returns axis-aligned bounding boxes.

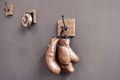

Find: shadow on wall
[19,23,37,33]
[16,23,38,41]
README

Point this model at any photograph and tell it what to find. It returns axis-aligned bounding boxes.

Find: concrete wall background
[0,0,120,80]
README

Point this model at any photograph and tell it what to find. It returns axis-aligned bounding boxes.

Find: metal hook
[62,15,67,31]
[59,15,68,38]
[4,2,9,12]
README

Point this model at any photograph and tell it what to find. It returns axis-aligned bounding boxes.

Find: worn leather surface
[45,37,61,74]
[59,39,80,63]
[58,38,80,73]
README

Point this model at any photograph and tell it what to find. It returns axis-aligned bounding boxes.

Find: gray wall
[0,0,120,80]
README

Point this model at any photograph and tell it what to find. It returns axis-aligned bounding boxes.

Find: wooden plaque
[58,19,75,36]
[5,4,13,16]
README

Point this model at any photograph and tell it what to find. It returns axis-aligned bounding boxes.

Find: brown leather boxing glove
[59,39,80,63]
[58,38,74,73]
[45,37,61,74]
[58,38,80,73]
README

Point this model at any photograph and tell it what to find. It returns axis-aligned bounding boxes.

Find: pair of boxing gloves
[45,37,80,74]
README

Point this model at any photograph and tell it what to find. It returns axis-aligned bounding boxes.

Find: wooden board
[58,19,75,36]
[5,4,13,16]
